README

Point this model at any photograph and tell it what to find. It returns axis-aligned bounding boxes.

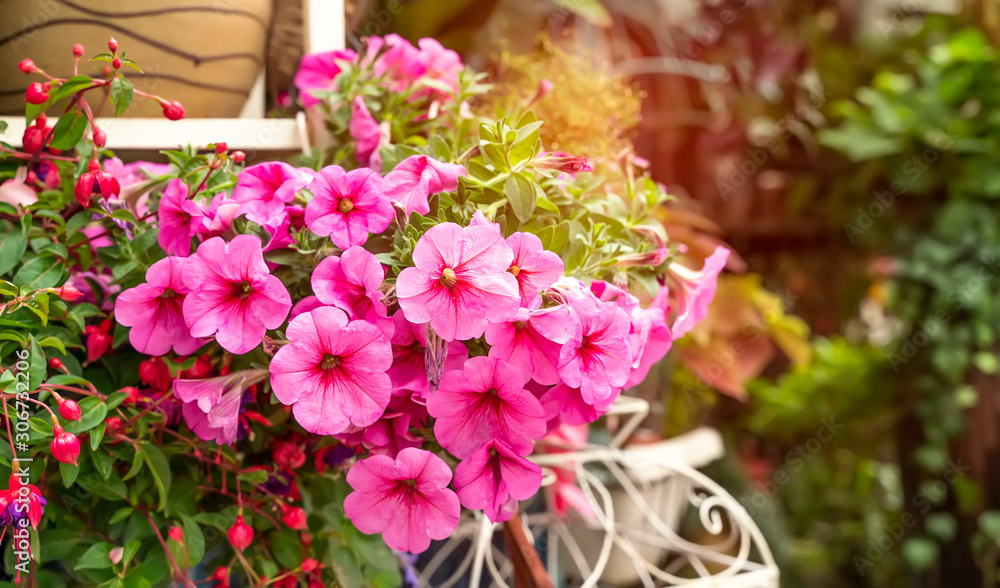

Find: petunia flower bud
[25,82,50,105]
[72,44,85,57]
[58,398,82,421]
[50,425,80,466]
[109,546,124,565]
[532,153,592,174]
[227,516,253,551]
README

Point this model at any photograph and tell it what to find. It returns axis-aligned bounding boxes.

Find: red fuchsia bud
[162,100,185,121]
[282,506,307,530]
[48,357,63,370]
[83,319,113,362]
[53,285,84,301]
[105,416,124,435]
[273,441,306,470]
[227,516,253,551]
[109,546,124,565]
[22,124,47,155]
[168,526,183,542]
[211,567,230,582]
[274,578,296,588]
[214,142,227,154]
[102,65,112,78]
[182,354,213,379]
[58,399,82,422]
[112,57,122,70]
[308,581,323,588]
[50,425,81,466]
[242,411,271,427]
[301,532,312,547]
[231,151,246,163]
[139,357,172,391]
[300,558,320,573]
[73,44,85,57]
[93,128,107,148]
[25,82,50,105]
[18,59,36,74]
[117,386,141,406]
[108,37,118,53]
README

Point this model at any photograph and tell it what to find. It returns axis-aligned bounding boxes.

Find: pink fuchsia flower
[558,293,632,406]
[157,179,206,256]
[384,155,465,217]
[387,312,467,398]
[0,470,46,529]
[454,438,543,523]
[428,356,546,459]
[396,222,519,341]
[269,306,392,435]
[668,246,730,339]
[485,301,575,386]
[115,257,203,356]
[506,232,564,305]
[626,285,673,387]
[294,48,358,108]
[311,246,391,336]
[350,97,386,171]
[175,370,267,445]
[182,235,292,354]
[344,447,460,553]
[304,165,393,249]
[232,162,314,226]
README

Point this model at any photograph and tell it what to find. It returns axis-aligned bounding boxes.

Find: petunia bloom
[175,370,267,445]
[232,162,314,225]
[350,97,386,171]
[115,257,202,356]
[344,447,460,553]
[182,235,292,354]
[387,312,468,398]
[669,246,730,339]
[427,356,546,459]
[396,222,519,341]
[626,285,673,387]
[311,246,390,335]
[269,306,392,435]
[453,439,543,523]
[157,179,205,256]
[294,49,358,108]
[539,383,611,429]
[384,155,466,217]
[557,293,633,406]
[506,232,564,305]
[304,165,394,249]
[485,301,575,386]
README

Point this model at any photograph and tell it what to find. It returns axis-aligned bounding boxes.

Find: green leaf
[505,174,541,224]
[237,469,269,484]
[123,447,144,481]
[104,391,129,411]
[271,529,301,569]
[111,77,135,117]
[13,255,65,290]
[59,461,79,487]
[53,75,94,103]
[75,541,113,570]
[122,539,141,567]
[138,442,171,511]
[64,397,107,434]
[180,514,205,567]
[90,422,106,451]
[49,109,90,151]
[27,334,45,392]
[0,219,28,275]
[901,537,939,571]
[108,506,133,525]
[92,446,112,480]
[36,336,66,355]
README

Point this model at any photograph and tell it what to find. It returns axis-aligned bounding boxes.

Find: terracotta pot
[0,0,271,117]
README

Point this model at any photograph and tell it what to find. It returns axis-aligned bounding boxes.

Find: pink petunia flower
[269,306,392,435]
[115,257,202,356]
[294,49,358,108]
[396,222,520,341]
[387,312,468,398]
[539,383,612,429]
[198,194,241,237]
[427,356,546,459]
[506,232,564,305]
[157,179,206,256]
[468,210,501,232]
[311,246,391,336]
[289,295,326,322]
[668,246,730,338]
[182,235,292,354]
[304,165,394,249]
[360,396,426,457]
[626,285,673,387]
[415,38,463,98]
[454,438,543,523]
[233,162,314,226]
[344,447,460,553]
[350,97,386,171]
[557,293,632,406]
[175,370,267,445]
[384,155,465,217]
[485,300,575,386]
[367,35,425,91]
